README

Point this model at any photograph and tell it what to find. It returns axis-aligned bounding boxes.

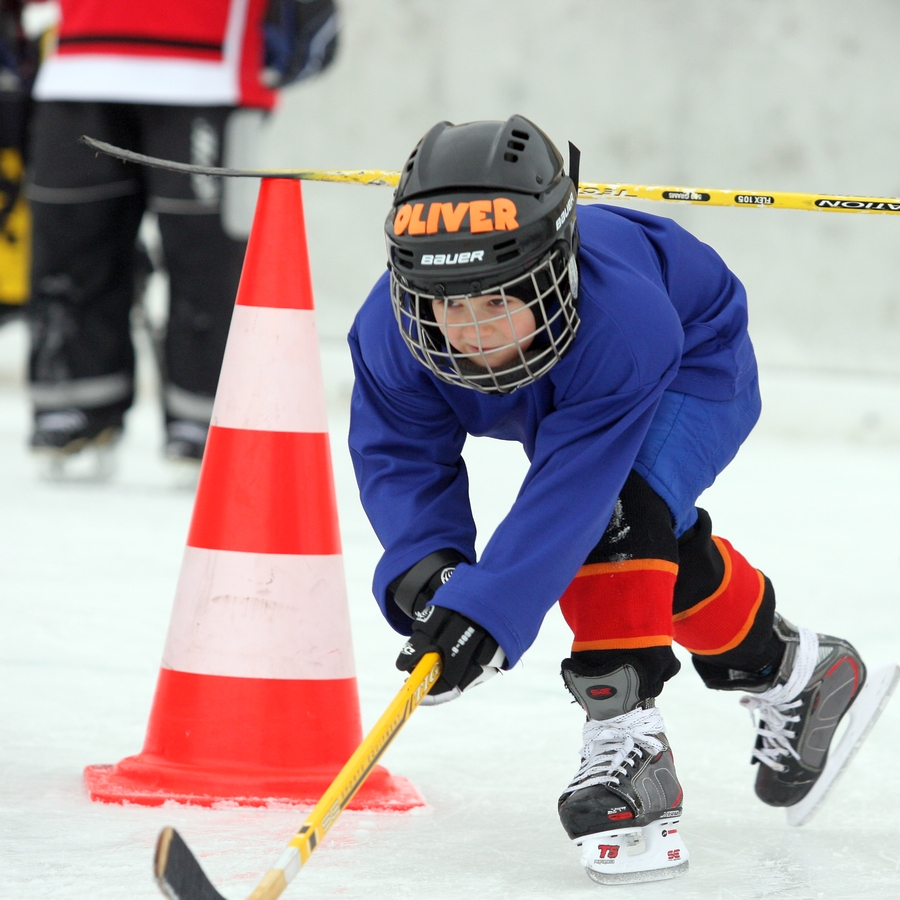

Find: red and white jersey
[33,0,276,108]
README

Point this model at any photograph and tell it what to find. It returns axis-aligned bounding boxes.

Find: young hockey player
[348,115,898,883]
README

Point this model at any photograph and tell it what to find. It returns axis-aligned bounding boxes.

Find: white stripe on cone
[212,306,328,433]
[162,547,356,680]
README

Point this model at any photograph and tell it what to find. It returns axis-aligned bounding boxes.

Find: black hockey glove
[390,549,505,704]
[396,604,505,704]
[262,0,339,88]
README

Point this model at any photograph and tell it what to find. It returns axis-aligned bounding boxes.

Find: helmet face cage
[391,245,580,394]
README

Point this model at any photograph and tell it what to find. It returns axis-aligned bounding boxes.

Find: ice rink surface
[6,3,900,895]
[1,319,899,900]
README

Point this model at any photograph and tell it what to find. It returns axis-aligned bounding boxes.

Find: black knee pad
[584,470,677,566]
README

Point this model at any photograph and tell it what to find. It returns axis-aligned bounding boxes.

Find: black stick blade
[154,827,229,900]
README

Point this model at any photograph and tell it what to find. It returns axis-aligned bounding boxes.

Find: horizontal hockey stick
[81,135,900,215]
[81,136,401,187]
[154,652,442,900]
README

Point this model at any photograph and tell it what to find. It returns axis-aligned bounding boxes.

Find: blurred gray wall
[262,0,900,379]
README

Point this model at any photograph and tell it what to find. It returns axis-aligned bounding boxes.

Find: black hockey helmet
[385,115,581,394]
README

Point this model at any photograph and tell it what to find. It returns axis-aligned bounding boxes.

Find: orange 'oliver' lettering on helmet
[440,202,470,232]
[398,197,521,236]
[468,199,494,233]
[426,203,442,234]
[408,203,427,235]
[394,204,413,235]
[493,197,518,231]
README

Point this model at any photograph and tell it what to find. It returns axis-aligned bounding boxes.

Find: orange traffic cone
[84,179,423,810]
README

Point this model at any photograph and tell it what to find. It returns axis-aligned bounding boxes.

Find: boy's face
[431,294,538,369]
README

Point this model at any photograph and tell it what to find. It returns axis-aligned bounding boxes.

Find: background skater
[23,0,339,477]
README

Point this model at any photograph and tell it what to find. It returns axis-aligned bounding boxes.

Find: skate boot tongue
[739,619,822,778]
[563,661,646,720]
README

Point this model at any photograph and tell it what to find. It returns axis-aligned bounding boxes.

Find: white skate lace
[564,706,667,794]
[739,625,819,772]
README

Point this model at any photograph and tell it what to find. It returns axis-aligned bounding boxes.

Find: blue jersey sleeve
[348,288,477,636]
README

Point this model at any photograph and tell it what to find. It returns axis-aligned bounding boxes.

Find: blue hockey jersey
[348,203,758,667]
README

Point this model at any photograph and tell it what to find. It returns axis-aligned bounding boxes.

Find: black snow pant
[25,101,263,432]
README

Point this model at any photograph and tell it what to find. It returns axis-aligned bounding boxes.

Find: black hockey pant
[26,101,263,427]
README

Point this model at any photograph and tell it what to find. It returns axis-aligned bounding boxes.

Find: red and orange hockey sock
[558,472,682,698]
[673,535,765,655]
[560,558,677,653]
[673,509,781,674]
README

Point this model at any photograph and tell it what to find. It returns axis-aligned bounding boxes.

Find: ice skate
[558,660,688,884]
[731,614,898,826]
[164,419,207,462]
[163,419,207,489]
[31,409,123,482]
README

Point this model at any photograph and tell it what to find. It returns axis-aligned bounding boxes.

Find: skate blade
[164,456,201,491]
[577,819,689,884]
[34,429,121,483]
[586,859,689,885]
[786,662,900,827]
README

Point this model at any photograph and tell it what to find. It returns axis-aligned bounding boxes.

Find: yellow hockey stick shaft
[575,182,900,214]
[245,652,442,900]
[81,136,900,215]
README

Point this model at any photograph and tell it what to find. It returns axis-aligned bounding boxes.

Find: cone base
[84,755,424,811]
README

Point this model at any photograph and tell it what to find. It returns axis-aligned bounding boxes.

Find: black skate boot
[163,418,209,489]
[164,419,208,463]
[558,659,688,884]
[30,405,124,480]
[697,613,899,825]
